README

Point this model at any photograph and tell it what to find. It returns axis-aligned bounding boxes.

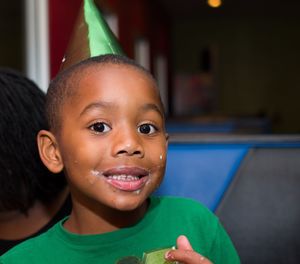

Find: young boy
[0,55,240,263]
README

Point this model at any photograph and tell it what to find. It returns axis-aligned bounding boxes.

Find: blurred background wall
[1,0,299,133]
[0,1,24,71]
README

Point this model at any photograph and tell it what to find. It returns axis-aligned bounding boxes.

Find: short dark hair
[0,68,66,213]
[46,54,161,134]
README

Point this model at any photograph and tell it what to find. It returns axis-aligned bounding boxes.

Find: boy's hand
[164,235,213,264]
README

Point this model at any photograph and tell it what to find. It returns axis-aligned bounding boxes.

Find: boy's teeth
[108,175,139,181]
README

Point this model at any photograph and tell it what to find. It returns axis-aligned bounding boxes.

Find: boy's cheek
[151,148,167,170]
[152,152,167,185]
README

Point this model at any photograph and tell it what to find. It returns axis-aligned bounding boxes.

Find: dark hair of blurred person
[0,68,71,255]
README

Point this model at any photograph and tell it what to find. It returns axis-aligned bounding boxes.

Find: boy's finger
[176,235,194,251]
[165,249,212,264]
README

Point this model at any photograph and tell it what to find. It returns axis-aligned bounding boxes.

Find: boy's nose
[112,129,144,158]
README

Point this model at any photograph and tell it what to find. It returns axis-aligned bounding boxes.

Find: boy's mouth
[102,167,149,192]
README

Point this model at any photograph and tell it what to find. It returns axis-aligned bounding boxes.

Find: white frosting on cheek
[91,170,101,177]
[87,170,102,185]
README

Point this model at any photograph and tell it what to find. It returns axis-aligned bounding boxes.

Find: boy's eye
[138,124,157,134]
[89,122,111,133]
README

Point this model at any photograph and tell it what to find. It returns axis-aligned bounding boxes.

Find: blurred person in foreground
[0,68,71,255]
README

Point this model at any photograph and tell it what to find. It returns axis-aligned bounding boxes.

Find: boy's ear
[37,130,64,173]
[165,133,169,148]
[165,133,169,141]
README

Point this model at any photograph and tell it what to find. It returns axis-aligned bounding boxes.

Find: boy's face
[56,64,168,212]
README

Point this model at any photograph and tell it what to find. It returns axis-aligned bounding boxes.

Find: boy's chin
[109,194,149,212]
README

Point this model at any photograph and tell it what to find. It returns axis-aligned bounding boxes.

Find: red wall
[49,0,82,78]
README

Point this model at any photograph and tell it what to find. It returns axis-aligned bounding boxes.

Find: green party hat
[60,0,124,71]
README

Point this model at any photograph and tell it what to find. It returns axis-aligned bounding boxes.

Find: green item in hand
[142,247,177,264]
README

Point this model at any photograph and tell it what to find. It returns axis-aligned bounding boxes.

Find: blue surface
[166,117,271,134]
[166,122,235,133]
[154,144,249,211]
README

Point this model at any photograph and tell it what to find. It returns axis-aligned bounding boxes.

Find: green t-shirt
[0,196,240,264]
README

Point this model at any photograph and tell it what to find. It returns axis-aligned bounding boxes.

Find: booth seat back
[154,134,300,264]
[155,144,248,211]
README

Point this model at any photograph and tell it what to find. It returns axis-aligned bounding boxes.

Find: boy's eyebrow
[79,101,114,116]
[79,101,164,118]
[140,103,164,118]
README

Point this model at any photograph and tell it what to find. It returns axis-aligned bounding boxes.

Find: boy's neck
[64,198,150,235]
